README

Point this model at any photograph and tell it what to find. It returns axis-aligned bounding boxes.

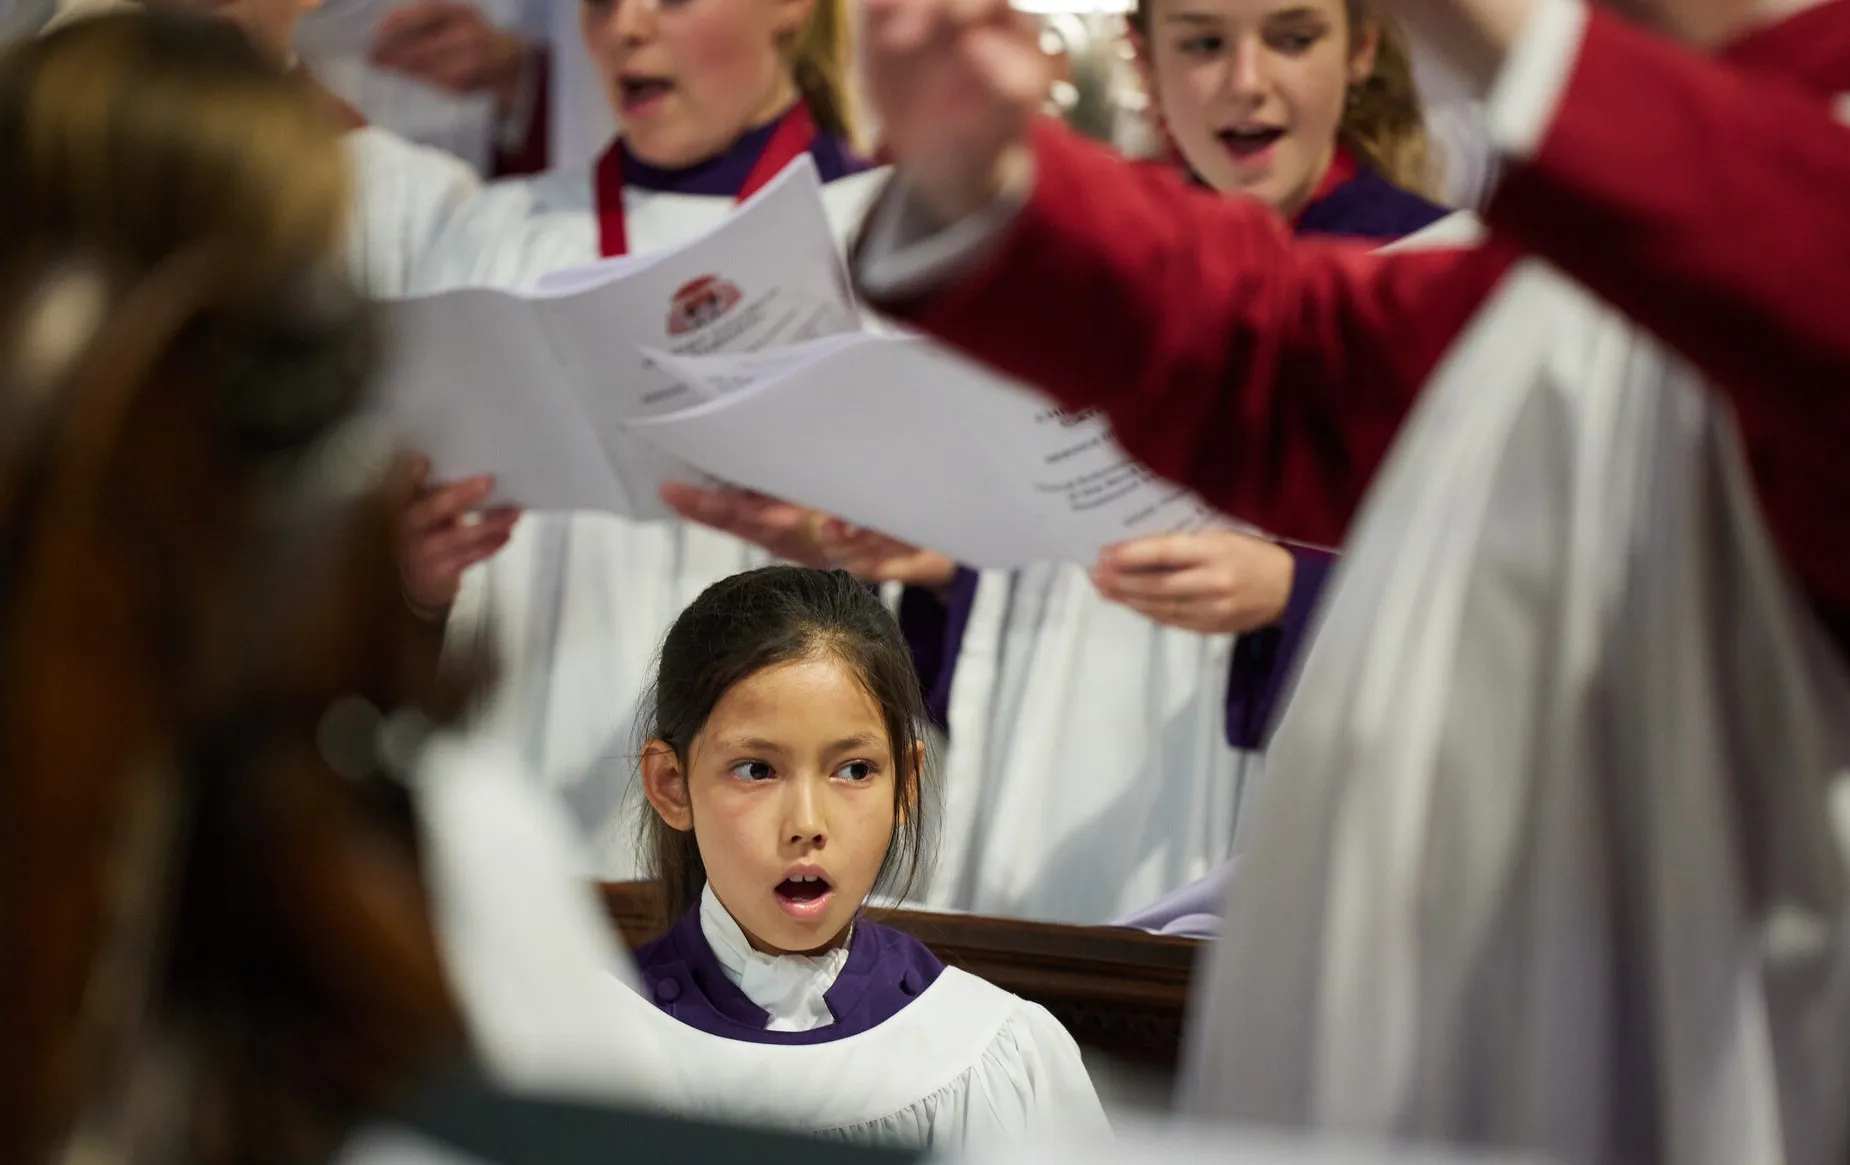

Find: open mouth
[619,76,674,115]
[774,872,834,919]
[1218,126,1285,160]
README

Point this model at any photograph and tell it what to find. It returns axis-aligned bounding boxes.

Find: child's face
[1139,0,1376,217]
[581,0,812,169]
[657,654,900,954]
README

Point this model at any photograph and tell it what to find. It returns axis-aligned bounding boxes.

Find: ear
[641,740,694,832]
[1346,18,1382,87]
[772,0,818,41]
[896,739,925,824]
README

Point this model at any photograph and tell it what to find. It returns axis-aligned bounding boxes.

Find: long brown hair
[0,12,470,1164]
[1127,0,1433,197]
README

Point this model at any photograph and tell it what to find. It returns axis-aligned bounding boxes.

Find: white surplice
[416,163,888,876]
[344,126,482,297]
[927,219,1474,927]
[928,567,1255,924]
[300,0,550,175]
[407,731,1108,1150]
[1182,247,1850,1165]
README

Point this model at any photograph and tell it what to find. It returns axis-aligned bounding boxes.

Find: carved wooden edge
[597,881,1201,1068]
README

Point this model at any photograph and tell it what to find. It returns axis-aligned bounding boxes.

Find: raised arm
[858,124,1512,547]
[1478,0,1850,639]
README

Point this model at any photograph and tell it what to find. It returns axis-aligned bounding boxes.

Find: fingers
[843,549,958,587]
[413,507,519,564]
[661,483,808,538]
[373,0,451,43]
[1098,532,1215,575]
[371,1,489,89]
[659,480,737,524]
[964,21,1048,106]
[376,26,483,90]
[404,474,496,536]
[372,0,462,58]
[864,0,937,55]
[1092,563,1227,604]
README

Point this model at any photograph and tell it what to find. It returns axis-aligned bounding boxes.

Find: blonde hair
[1,7,349,294]
[1128,0,1433,198]
[789,0,859,146]
[1338,7,1431,197]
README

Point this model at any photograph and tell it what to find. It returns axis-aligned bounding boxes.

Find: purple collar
[619,109,867,198]
[633,901,945,1045]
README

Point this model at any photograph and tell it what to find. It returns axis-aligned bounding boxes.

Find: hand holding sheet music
[631,335,1243,569]
[377,154,1254,565]
[376,155,861,518]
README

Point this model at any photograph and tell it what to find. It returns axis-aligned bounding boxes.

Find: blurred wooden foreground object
[0,243,471,1164]
[600,881,1200,1069]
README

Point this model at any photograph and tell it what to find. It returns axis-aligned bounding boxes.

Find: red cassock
[868,1,1850,658]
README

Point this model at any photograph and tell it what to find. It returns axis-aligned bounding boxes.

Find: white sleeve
[852,173,1032,302]
[1013,1002,1112,1136]
[953,1000,1111,1148]
[409,733,683,1105]
[1480,0,1592,160]
[344,129,485,298]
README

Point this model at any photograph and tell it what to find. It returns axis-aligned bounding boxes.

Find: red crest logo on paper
[667,275,743,336]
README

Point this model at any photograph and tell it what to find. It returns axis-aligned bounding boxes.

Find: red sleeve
[868,119,1516,549]
[1487,7,1850,643]
[491,47,551,179]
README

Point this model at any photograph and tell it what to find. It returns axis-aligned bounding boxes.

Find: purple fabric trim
[620,112,865,196]
[631,902,946,1045]
[1295,168,1451,241]
[1112,858,1237,938]
[897,567,978,731]
[1213,169,1439,751]
[1223,547,1336,751]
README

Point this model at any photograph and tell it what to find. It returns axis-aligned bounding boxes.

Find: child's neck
[698,886,852,1032]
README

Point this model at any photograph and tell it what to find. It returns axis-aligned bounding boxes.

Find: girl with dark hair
[627,566,1106,1145]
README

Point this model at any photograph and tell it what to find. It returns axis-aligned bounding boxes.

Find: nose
[587,0,656,46]
[1225,36,1268,102]
[783,774,827,847]
[611,0,657,44]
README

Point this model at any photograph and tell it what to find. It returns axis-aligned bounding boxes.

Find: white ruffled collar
[699,884,853,1032]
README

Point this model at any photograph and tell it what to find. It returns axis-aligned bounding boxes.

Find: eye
[728,760,775,782]
[835,760,877,782]
[1267,28,1322,53]
[1177,33,1225,56]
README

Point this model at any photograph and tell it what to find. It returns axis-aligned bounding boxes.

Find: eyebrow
[1164,5,1325,20]
[712,734,886,756]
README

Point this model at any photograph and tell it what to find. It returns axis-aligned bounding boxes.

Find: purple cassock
[632,902,946,1043]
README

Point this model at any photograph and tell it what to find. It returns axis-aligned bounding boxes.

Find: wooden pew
[599,882,1202,1069]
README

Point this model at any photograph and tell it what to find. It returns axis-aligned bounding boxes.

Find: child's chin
[762,896,847,951]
